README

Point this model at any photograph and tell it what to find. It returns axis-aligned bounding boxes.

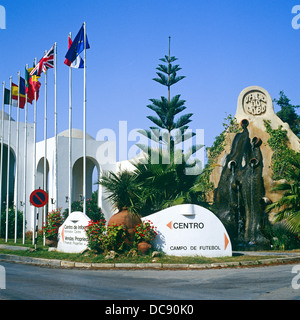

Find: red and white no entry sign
[30,189,49,208]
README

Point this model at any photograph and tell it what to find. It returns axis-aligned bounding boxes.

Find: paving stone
[61,261,75,268]
[91,263,115,269]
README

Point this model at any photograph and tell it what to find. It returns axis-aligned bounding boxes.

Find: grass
[0,238,288,265]
[0,239,34,248]
[0,248,282,265]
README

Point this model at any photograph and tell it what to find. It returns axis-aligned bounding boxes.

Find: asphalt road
[0,261,299,301]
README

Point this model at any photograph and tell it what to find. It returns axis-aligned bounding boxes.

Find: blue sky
[0,0,300,161]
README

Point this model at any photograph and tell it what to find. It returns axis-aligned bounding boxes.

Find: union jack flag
[30,45,54,76]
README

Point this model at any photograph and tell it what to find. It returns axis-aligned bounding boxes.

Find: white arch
[36,157,50,191]
[72,156,100,204]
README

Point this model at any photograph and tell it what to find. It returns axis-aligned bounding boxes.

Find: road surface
[0,261,299,300]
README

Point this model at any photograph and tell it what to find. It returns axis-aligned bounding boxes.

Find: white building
[0,111,127,233]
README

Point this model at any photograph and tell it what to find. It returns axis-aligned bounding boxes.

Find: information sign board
[57,212,90,253]
[143,204,232,257]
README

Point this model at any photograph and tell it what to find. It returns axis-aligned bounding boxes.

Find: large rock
[210,86,299,248]
[210,86,299,205]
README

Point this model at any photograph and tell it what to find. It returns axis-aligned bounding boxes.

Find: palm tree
[132,149,199,216]
[267,152,300,234]
[98,170,140,213]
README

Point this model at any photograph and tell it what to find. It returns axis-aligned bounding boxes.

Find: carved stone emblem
[243,91,267,116]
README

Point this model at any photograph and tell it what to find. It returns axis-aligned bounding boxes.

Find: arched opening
[0,144,16,209]
[92,166,99,193]
[36,157,50,228]
[37,157,50,192]
[72,157,100,204]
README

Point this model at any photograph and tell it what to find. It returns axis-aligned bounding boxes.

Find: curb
[0,253,300,270]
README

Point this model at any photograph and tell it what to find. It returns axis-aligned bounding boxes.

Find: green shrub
[84,219,106,252]
[264,120,297,181]
[25,230,43,242]
[264,223,300,250]
[133,220,158,247]
[63,191,104,222]
[102,224,129,253]
[1,207,24,239]
[43,209,64,241]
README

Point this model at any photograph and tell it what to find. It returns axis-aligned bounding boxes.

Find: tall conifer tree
[132,38,203,215]
[138,37,201,168]
[99,39,204,217]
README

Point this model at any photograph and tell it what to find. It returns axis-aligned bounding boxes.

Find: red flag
[26,67,41,102]
[64,34,72,67]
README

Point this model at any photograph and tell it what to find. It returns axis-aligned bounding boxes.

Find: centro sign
[167,221,204,230]
[143,204,232,257]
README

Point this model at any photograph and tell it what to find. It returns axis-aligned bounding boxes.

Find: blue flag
[65,25,90,63]
[20,77,26,96]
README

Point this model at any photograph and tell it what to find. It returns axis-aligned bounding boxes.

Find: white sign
[57,212,90,253]
[143,204,232,257]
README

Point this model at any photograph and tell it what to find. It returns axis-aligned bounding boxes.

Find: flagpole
[43,63,48,247]
[23,65,28,244]
[83,22,87,216]
[54,42,58,211]
[68,34,72,216]
[0,81,5,238]
[14,71,21,243]
[5,77,12,242]
[32,58,37,246]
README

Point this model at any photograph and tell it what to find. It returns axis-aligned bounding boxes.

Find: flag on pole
[25,68,34,104]
[5,77,34,108]
[20,77,26,102]
[64,34,84,69]
[11,83,26,109]
[4,88,10,105]
[65,25,90,64]
[30,46,55,76]
[26,67,41,98]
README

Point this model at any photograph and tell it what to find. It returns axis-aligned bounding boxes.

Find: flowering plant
[43,209,64,241]
[133,220,158,245]
[85,219,107,252]
[102,224,129,253]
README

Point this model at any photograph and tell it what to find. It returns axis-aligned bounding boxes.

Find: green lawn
[0,238,289,265]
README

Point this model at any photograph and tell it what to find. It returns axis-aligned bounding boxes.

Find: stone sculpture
[211,86,300,249]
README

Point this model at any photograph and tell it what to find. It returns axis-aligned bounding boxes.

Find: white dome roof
[1,111,15,122]
[58,129,94,140]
